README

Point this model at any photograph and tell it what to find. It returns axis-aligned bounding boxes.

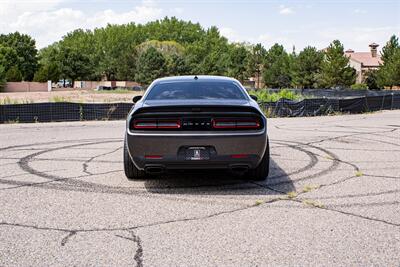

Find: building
[345,43,383,84]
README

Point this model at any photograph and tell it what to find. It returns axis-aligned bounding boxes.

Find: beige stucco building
[345,43,382,84]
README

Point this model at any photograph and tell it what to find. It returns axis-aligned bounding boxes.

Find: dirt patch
[0,90,142,104]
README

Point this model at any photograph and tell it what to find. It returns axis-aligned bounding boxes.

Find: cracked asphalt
[0,110,399,266]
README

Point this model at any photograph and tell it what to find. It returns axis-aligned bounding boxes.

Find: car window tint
[146,81,247,100]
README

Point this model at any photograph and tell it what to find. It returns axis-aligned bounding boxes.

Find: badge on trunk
[186,147,210,160]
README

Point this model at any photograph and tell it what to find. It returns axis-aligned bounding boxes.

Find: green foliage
[292,46,324,88]
[58,45,92,83]
[249,89,302,102]
[0,65,5,91]
[364,69,379,90]
[0,32,38,81]
[5,65,22,82]
[135,47,167,85]
[33,62,60,82]
[350,83,368,90]
[136,40,185,56]
[0,45,18,71]
[377,35,400,88]
[381,35,399,63]
[246,43,266,88]
[262,44,292,88]
[166,54,190,76]
[320,40,356,88]
[228,45,250,83]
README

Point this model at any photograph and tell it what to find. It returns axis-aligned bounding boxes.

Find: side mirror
[250,95,258,101]
[132,95,142,103]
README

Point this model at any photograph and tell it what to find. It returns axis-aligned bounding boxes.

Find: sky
[0,0,399,52]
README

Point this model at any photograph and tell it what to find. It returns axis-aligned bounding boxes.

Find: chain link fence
[1,94,400,123]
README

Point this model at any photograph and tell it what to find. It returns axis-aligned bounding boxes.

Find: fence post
[47,80,52,92]
[391,93,394,110]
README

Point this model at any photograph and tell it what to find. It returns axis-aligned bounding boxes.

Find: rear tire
[248,139,270,181]
[124,137,146,180]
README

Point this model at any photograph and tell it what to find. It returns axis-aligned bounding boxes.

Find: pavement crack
[116,231,143,267]
[82,147,122,175]
[61,231,77,246]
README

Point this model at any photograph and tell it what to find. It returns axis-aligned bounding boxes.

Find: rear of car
[124,76,269,180]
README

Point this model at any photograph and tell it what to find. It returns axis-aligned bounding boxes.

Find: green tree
[228,45,249,83]
[135,47,167,85]
[377,35,400,88]
[292,46,324,88]
[381,35,399,63]
[377,47,400,88]
[58,45,92,84]
[246,43,266,88]
[320,40,356,88]
[5,65,22,82]
[263,44,292,88]
[0,32,38,81]
[33,63,60,82]
[0,66,5,91]
[166,54,190,76]
[364,69,379,90]
[0,45,18,71]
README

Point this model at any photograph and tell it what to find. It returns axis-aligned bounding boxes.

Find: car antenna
[194,75,198,80]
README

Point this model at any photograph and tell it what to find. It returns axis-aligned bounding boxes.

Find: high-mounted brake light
[212,118,260,129]
[133,119,181,129]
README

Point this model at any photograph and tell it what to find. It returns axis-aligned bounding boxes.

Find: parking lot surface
[0,111,399,266]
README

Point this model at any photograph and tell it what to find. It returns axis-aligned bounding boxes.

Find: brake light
[212,118,260,129]
[133,119,180,129]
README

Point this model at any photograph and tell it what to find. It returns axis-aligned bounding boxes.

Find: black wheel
[124,137,146,180]
[248,139,270,181]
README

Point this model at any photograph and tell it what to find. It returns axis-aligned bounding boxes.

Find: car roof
[154,75,238,84]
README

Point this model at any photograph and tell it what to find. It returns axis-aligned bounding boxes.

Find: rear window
[145,81,247,100]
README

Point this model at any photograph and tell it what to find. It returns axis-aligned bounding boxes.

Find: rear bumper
[126,130,268,170]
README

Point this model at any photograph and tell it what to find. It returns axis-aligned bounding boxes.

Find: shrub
[5,66,23,82]
[351,83,368,90]
[249,89,303,102]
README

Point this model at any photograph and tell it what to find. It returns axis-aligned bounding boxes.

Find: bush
[0,66,5,91]
[350,83,368,90]
[5,66,23,82]
[249,89,303,102]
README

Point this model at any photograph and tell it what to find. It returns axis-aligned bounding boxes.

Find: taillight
[133,119,181,129]
[212,118,260,129]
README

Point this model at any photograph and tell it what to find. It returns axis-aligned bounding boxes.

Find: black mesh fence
[261,94,400,117]
[0,102,133,123]
[1,94,400,123]
[263,88,400,98]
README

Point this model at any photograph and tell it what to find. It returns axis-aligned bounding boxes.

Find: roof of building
[345,52,382,67]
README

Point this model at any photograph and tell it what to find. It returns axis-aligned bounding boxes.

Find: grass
[254,200,264,206]
[302,184,321,193]
[0,96,33,105]
[302,199,324,208]
[50,96,72,102]
[94,88,141,94]
[355,171,363,177]
[248,89,303,102]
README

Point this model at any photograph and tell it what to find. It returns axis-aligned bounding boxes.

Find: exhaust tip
[145,166,165,175]
[230,165,249,175]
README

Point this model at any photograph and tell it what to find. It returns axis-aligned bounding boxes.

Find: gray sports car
[124,75,269,180]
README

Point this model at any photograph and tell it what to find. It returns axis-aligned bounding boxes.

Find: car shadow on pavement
[143,159,295,195]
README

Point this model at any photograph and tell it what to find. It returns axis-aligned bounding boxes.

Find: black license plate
[185,147,210,160]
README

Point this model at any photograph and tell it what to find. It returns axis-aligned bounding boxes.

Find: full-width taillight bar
[133,119,181,129]
[212,118,260,129]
